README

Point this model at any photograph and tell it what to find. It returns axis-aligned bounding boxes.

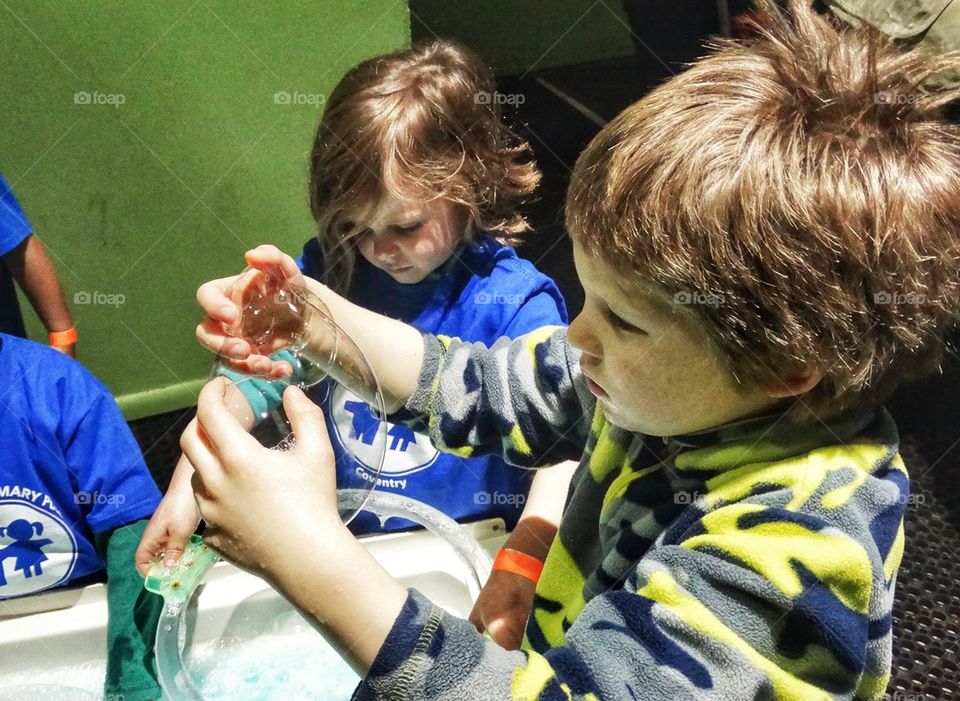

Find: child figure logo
[0,520,51,579]
[329,385,439,478]
[0,500,77,598]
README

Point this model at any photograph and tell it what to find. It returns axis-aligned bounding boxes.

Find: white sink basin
[0,519,505,699]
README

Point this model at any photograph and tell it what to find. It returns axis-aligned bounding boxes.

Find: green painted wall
[410,0,634,75]
[0,1,410,419]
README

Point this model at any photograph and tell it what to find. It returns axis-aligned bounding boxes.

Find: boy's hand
[195,245,309,377]
[468,569,536,650]
[135,464,201,576]
[180,377,345,574]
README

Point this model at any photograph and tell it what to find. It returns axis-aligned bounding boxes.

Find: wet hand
[195,245,310,375]
[180,377,346,575]
[134,461,202,576]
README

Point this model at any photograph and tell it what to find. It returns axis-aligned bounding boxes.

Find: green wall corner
[1,1,411,419]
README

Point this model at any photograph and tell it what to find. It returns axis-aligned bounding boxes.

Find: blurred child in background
[0,171,76,356]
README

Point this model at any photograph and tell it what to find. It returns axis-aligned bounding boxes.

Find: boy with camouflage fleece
[182,2,960,698]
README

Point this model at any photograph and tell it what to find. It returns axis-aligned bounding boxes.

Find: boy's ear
[761,368,824,399]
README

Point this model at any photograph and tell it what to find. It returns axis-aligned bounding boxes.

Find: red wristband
[49,327,78,346]
[492,547,544,583]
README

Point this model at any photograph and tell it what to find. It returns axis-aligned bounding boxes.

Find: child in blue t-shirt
[0,332,163,700]
[139,40,575,650]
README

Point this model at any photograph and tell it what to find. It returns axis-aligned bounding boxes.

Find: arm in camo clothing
[353,329,906,700]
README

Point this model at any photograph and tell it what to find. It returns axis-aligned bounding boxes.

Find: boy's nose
[567,312,601,360]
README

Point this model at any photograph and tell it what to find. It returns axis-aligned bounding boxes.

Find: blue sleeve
[501,287,569,339]
[66,380,162,534]
[0,172,32,257]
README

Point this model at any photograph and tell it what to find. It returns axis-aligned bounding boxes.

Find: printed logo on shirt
[328,385,439,480]
[0,497,77,598]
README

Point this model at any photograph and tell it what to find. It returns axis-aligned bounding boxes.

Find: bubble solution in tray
[187,628,360,700]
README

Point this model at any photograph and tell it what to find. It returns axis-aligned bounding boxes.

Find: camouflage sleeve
[402,326,593,468]
[353,445,906,700]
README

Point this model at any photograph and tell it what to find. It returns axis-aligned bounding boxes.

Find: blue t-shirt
[301,234,568,534]
[0,172,32,337]
[0,333,161,599]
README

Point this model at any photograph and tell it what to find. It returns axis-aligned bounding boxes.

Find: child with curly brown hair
[139,40,575,651]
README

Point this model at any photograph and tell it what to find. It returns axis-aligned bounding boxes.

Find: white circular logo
[0,500,78,598]
[328,385,439,477]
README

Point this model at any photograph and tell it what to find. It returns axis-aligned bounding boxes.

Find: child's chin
[602,402,672,437]
[387,267,424,284]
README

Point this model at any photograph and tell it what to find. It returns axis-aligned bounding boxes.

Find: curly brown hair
[566,0,960,419]
[308,40,540,295]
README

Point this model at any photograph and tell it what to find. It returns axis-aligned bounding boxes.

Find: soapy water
[154,491,492,699]
[188,630,358,700]
[0,671,103,699]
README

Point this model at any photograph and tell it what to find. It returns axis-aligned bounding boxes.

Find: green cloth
[94,518,162,701]
[829,0,960,88]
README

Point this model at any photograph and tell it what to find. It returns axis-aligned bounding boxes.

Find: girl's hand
[195,245,309,377]
[134,454,202,576]
[468,569,537,650]
[180,377,345,575]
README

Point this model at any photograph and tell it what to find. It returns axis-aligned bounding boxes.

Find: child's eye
[605,308,644,334]
[392,221,423,235]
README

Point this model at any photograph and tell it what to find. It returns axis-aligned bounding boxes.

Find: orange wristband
[49,327,78,346]
[492,547,544,583]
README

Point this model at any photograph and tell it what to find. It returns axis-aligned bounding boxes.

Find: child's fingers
[134,522,167,576]
[190,472,216,522]
[485,615,523,651]
[245,245,302,281]
[196,318,250,358]
[467,606,485,633]
[282,386,332,460]
[197,277,239,322]
[180,413,224,488]
[193,378,262,466]
[159,540,187,570]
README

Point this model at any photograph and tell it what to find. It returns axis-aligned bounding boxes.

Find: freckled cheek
[615,358,655,396]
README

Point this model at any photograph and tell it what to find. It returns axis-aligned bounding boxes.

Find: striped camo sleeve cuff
[404,332,445,417]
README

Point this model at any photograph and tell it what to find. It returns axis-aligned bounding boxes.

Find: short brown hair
[309,40,540,294]
[566,0,960,418]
